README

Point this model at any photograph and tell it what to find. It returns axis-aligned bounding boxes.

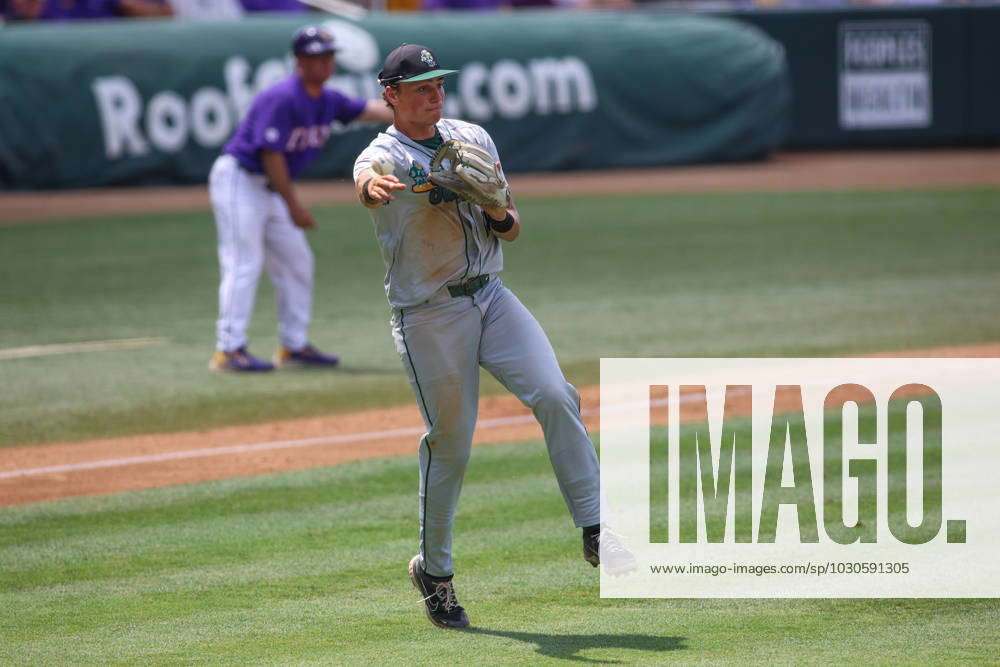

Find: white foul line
[0,393,709,482]
[0,414,536,481]
[0,337,170,361]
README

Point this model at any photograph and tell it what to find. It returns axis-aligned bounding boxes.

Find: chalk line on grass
[0,395,692,481]
[0,337,169,361]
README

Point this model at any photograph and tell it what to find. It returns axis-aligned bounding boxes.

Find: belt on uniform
[447,275,490,298]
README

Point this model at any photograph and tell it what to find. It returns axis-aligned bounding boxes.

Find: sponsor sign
[91,19,598,160]
[0,14,790,188]
[839,21,931,129]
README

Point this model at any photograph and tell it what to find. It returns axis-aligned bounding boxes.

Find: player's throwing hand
[358,172,406,207]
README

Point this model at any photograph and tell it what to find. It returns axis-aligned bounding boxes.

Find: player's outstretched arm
[357,100,394,125]
[355,167,406,209]
[483,199,520,242]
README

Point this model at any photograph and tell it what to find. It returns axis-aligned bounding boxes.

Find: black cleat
[583,525,638,576]
[408,555,470,629]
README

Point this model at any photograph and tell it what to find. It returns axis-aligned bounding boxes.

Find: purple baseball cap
[292,25,338,56]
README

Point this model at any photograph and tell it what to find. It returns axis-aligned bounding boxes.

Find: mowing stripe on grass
[0,337,169,360]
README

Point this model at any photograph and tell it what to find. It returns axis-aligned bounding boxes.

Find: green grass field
[2,186,999,662]
[2,431,997,662]
[1,187,998,447]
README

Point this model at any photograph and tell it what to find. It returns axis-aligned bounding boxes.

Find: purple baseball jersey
[224,74,367,179]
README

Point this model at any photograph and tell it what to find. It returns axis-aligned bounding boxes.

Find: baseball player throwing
[208,25,393,372]
[353,44,634,630]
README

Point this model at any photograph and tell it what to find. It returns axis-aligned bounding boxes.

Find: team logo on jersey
[420,50,436,67]
[410,159,460,205]
[285,125,331,152]
[409,161,435,193]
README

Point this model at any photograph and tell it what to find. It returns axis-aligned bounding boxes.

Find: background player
[208,25,393,372]
[353,44,632,630]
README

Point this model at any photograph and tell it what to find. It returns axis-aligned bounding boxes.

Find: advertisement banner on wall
[0,14,789,189]
[839,20,932,130]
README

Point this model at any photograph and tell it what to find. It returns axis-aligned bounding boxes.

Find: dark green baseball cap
[377,44,458,86]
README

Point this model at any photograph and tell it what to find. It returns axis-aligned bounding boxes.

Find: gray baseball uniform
[354,118,600,578]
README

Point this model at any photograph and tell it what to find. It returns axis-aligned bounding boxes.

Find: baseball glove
[428,139,509,209]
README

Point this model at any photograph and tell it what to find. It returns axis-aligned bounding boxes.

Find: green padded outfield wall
[0,13,788,189]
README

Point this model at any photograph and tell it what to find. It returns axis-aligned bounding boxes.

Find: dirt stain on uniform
[400,208,467,285]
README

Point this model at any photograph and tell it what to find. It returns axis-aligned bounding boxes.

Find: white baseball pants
[392,276,601,578]
[208,154,314,353]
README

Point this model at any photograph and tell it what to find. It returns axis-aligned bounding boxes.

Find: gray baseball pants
[391,276,600,577]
